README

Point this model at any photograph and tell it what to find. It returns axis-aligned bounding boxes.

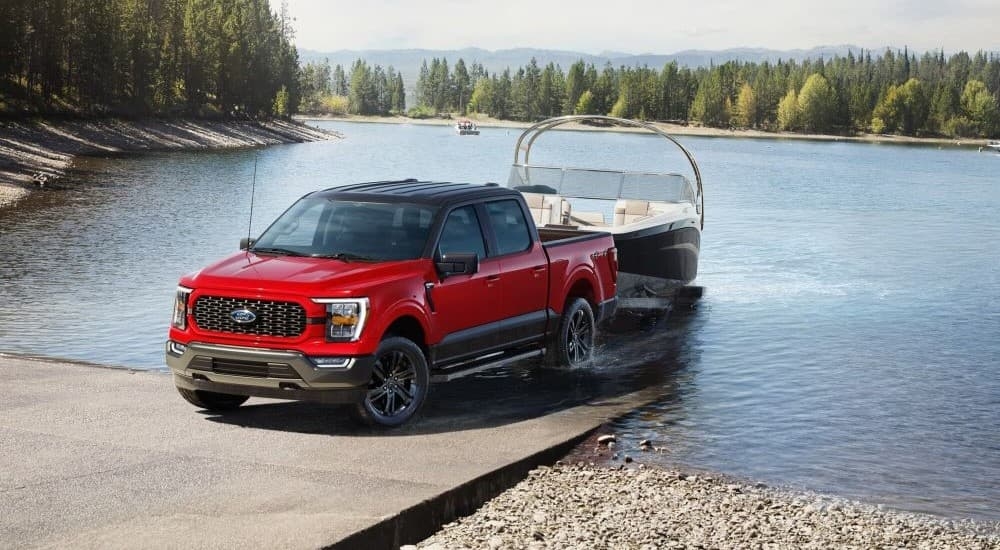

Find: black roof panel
[311,179,518,206]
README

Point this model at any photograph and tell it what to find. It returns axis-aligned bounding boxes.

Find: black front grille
[193,296,306,338]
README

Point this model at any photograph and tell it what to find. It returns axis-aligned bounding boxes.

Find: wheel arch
[381,314,429,357]
[561,268,599,311]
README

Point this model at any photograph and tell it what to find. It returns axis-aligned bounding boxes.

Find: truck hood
[182,251,426,296]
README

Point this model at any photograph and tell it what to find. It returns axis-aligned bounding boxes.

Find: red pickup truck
[166,180,618,426]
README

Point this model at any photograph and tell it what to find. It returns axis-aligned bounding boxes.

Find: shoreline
[416,434,1000,549]
[298,113,992,148]
[0,117,339,211]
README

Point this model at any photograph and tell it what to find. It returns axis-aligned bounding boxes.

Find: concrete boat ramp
[0,354,661,549]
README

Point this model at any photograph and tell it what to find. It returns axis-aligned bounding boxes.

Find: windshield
[252,198,437,261]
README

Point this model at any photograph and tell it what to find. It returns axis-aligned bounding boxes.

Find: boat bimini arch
[506,115,706,302]
[510,115,703,229]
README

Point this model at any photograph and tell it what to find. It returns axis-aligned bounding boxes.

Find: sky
[281,0,999,54]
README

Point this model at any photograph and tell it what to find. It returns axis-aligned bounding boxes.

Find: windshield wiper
[312,252,378,262]
[250,247,306,257]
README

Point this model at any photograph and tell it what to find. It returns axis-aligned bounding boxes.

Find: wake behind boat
[506,115,704,310]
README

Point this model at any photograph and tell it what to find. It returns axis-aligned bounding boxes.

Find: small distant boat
[506,115,704,309]
[986,140,1000,152]
[455,119,480,135]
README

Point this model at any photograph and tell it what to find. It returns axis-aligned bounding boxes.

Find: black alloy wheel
[548,297,596,367]
[354,336,429,427]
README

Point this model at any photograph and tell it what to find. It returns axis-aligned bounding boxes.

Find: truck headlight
[312,298,369,342]
[172,286,192,330]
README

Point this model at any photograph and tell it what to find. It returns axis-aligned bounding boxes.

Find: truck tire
[353,336,430,428]
[547,297,596,367]
[176,387,249,411]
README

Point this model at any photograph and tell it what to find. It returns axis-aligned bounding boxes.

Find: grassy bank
[0,117,339,210]
[299,113,993,149]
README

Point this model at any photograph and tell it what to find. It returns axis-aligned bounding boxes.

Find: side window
[437,205,487,259]
[486,199,531,255]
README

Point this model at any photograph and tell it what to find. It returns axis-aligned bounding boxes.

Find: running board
[430,349,544,382]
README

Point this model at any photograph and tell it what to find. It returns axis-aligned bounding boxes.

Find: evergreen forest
[0,0,300,117]
[303,50,1000,139]
[3,0,998,140]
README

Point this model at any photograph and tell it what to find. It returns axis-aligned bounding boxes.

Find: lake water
[1,120,998,521]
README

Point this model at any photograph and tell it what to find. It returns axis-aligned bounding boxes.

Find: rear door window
[485,199,531,255]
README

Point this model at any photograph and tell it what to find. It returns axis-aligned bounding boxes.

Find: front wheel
[176,387,249,411]
[353,336,430,427]
[547,297,596,367]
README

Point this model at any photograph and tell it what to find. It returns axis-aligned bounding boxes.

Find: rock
[639,439,652,450]
[624,455,634,463]
[597,434,616,445]
[410,464,1000,549]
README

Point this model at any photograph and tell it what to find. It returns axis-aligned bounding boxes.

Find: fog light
[167,340,187,356]
[311,356,354,369]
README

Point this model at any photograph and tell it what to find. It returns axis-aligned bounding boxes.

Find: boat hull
[613,224,700,284]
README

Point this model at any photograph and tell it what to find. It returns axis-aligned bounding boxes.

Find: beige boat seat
[522,192,570,225]
[570,211,607,227]
[614,199,653,225]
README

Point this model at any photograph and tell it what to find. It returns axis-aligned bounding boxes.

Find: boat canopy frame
[511,115,704,228]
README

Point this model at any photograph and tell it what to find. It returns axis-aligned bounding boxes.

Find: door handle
[486,274,500,287]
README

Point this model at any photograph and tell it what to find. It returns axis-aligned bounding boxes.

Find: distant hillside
[298,45,866,91]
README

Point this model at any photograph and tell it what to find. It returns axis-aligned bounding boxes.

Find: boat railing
[507,164,696,204]
[510,115,704,228]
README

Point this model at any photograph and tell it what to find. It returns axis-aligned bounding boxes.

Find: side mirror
[435,253,479,278]
[240,237,256,250]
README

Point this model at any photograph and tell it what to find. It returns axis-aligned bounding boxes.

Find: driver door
[430,205,502,363]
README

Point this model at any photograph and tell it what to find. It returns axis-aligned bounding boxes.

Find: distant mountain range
[298,45,869,90]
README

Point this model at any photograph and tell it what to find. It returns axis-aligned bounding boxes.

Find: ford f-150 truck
[166,180,618,426]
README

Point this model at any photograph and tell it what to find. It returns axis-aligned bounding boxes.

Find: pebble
[415,463,1000,549]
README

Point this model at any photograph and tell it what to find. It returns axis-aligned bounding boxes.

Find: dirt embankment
[0,118,338,210]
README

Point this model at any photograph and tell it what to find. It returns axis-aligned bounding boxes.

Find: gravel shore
[413,462,1000,549]
[0,118,337,210]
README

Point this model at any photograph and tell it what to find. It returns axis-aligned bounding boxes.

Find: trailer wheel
[176,387,249,411]
[547,297,595,367]
[353,336,429,428]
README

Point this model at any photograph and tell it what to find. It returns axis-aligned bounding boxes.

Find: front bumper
[166,341,374,404]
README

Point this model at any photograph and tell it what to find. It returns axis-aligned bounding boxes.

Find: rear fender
[557,266,599,313]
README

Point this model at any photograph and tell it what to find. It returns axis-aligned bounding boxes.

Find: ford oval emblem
[230,309,257,324]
